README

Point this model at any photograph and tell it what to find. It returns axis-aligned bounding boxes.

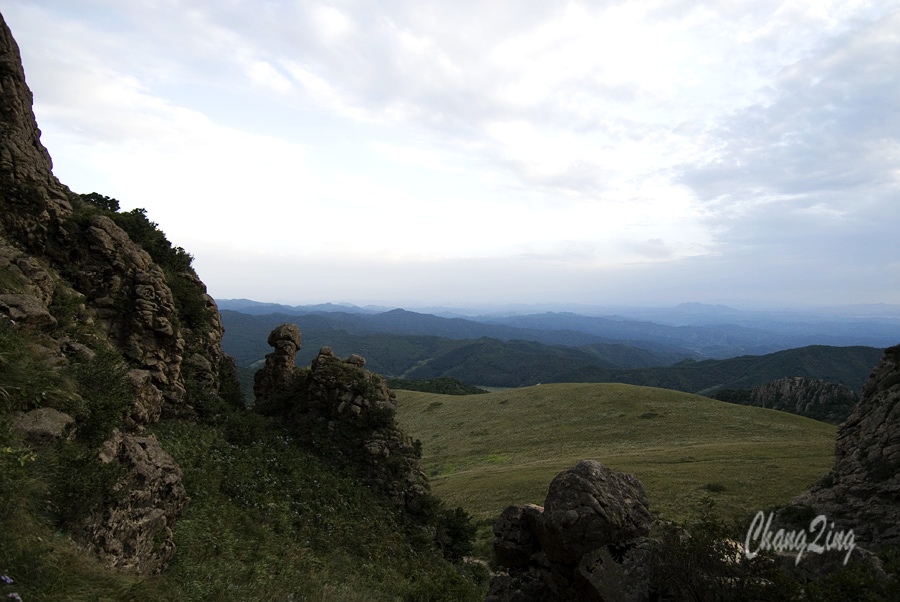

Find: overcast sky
[3,1,899,310]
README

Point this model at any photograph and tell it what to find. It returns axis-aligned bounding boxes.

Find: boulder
[488,460,653,602]
[0,293,56,330]
[13,406,75,444]
[492,504,544,569]
[538,460,652,567]
[88,432,189,574]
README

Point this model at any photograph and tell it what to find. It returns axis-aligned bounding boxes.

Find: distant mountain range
[217,299,900,357]
[218,299,894,393]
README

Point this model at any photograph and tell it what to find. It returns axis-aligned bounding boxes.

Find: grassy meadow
[395,383,836,524]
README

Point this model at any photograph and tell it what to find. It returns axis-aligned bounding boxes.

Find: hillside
[395,383,836,523]
[220,309,692,380]
[220,299,900,358]
[482,310,900,356]
[554,345,883,394]
[221,309,883,393]
[714,377,860,424]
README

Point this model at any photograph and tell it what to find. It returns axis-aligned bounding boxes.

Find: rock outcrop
[89,432,190,574]
[254,324,430,511]
[0,12,233,574]
[715,376,859,424]
[487,460,653,602]
[0,13,233,420]
[253,323,302,406]
[790,344,900,548]
[0,12,72,250]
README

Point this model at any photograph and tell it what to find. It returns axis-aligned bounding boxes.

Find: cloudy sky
[3,1,899,309]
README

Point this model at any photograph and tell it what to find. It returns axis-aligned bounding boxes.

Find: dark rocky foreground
[487,460,653,601]
[789,344,900,548]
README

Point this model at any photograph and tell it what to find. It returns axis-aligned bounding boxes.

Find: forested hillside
[220,308,881,394]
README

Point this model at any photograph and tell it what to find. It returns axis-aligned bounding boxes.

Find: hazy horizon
[215,295,900,320]
[4,2,899,308]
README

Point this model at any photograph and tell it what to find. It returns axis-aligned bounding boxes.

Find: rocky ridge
[715,376,859,424]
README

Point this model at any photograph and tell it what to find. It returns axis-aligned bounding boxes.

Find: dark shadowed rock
[493,504,544,569]
[538,460,652,566]
[790,344,900,548]
[488,460,652,602]
[576,537,656,602]
[253,323,301,410]
[0,12,71,249]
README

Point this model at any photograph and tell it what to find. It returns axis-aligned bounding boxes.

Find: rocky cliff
[0,11,234,573]
[790,344,900,548]
[715,376,859,424]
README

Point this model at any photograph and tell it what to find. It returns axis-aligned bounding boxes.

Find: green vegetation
[558,345,882,393]
[395,383,836,523]
[0,322,154,601]
[641,500,801,600]
[150,418,484,601]
[71,192,212,332]
[640,500,900,601]
[387,377,488,395]
[0,322,485,600]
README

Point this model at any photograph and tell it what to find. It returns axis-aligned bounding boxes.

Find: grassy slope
[0,417,484,602]
[396,383,836,523]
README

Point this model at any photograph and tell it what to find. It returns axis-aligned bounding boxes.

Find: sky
[3,0,900,310]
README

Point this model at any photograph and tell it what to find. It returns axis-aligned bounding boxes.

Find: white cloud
[243,59,293,94]
[3,0,899,306]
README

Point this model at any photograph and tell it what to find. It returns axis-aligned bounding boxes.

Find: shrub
[645,500,799,600]
[66,349,132,445]
[0,321,73,413]
[434,505,477,561]
[48,442,124,529]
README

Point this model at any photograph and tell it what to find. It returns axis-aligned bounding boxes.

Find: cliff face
[0,14,71,249]
[0,11,233,573]
[716,377,859,424]
[0,12,231,422]
[791,345,900,548]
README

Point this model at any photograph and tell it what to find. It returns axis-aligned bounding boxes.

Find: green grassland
[395,383,836,523]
